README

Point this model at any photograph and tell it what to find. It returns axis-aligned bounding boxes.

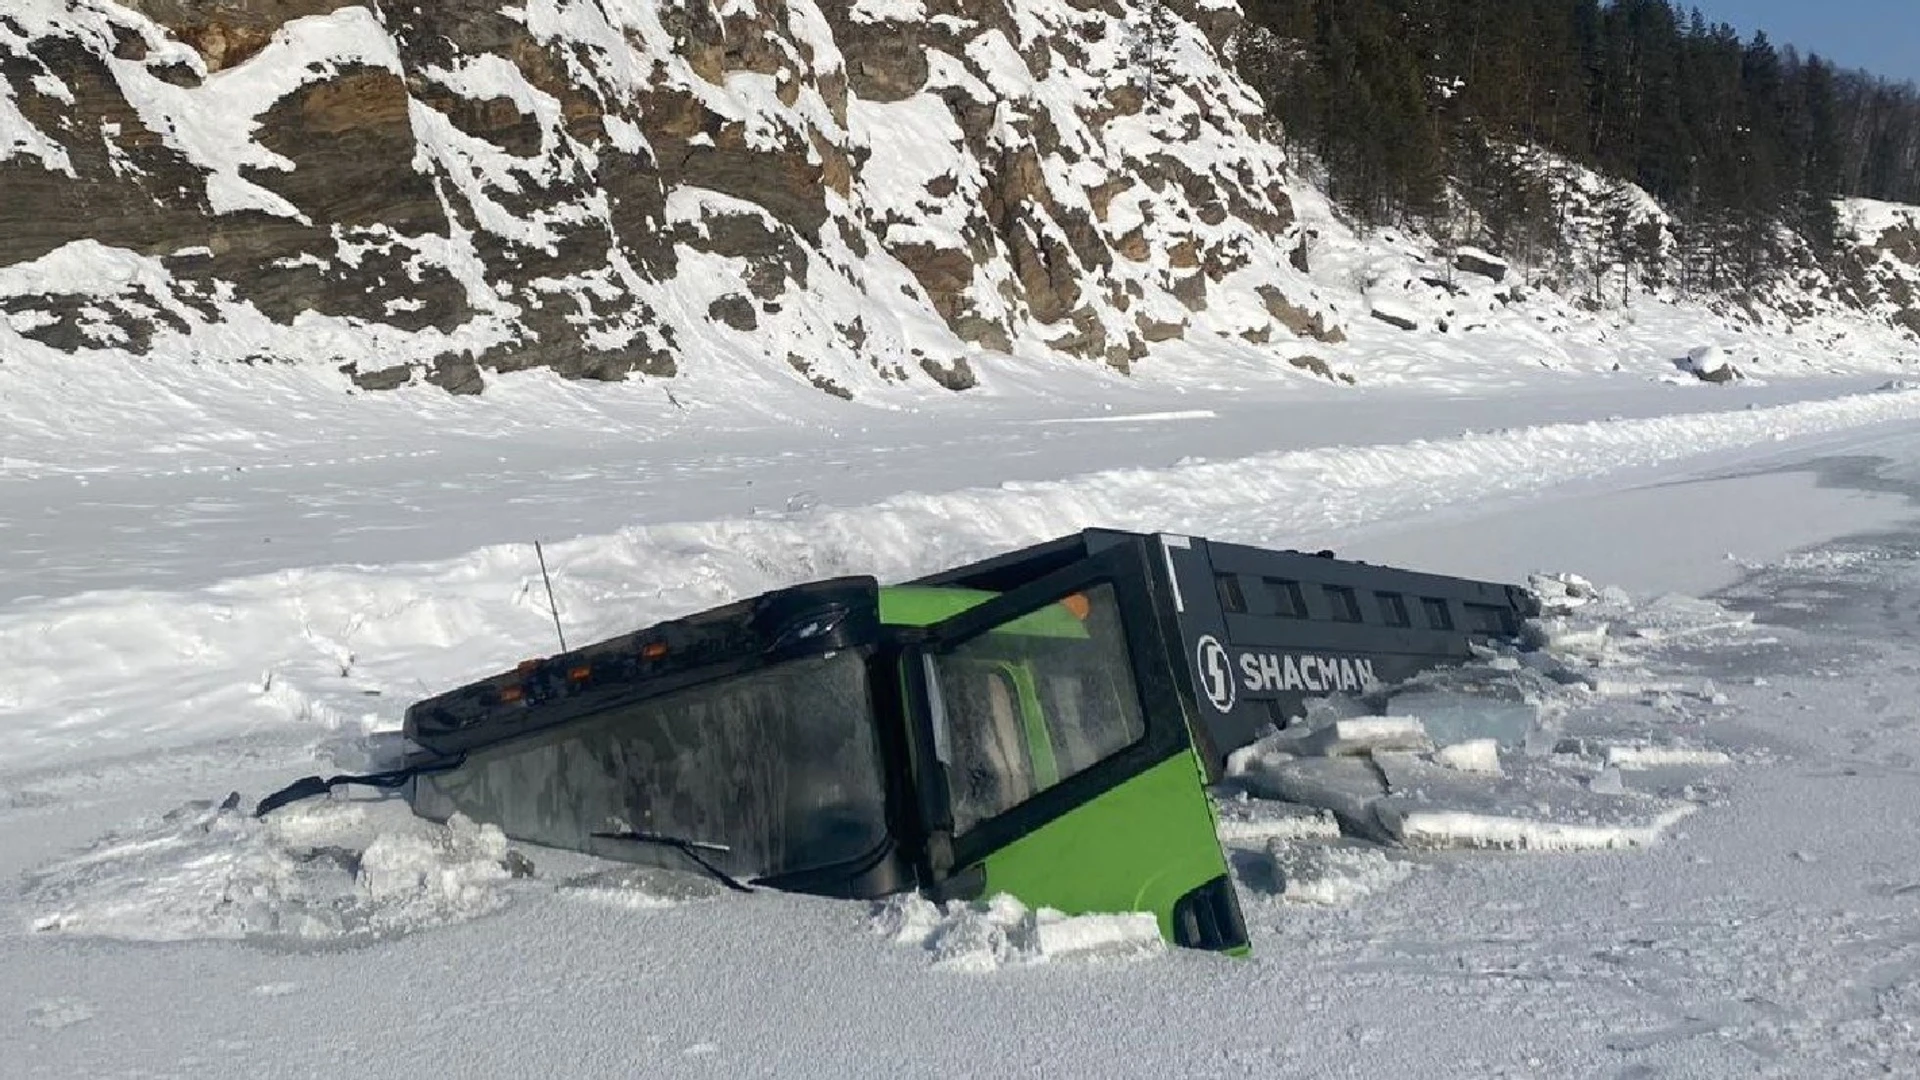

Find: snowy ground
[5,356,1920,1077]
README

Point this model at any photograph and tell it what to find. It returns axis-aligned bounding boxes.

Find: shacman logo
[1194,634,1236,713]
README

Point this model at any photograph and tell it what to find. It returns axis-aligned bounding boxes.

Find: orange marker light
[568,665,592,683]
[641,642,669,660]
[500,685,525,704]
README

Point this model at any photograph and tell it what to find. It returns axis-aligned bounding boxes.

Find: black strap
[253,754,467,818]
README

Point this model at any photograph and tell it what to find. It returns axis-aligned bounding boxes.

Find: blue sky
[1686,1,1919,84]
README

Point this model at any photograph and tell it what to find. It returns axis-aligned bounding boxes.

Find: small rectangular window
[1377,591,1410,627]
[1465,603,1515,635]
[1215,573,1248,614]
[1324,585,1362,623]
[1421,597,1454,631]
[1264,577,1308,618]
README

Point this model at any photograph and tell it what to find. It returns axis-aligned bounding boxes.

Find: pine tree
[1233,0,1920,274]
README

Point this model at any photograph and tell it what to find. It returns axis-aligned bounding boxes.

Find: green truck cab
[400,536,1248,952]
[256,528,1533,955]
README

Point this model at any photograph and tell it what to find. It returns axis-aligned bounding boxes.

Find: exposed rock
[837,15,928,102]
[1677,345,1743,384]
[1170,271,1208,311]
[1257,286,1345,343]
[1087,177,1132,222]
[1454,248,1510,282]
[427,356,485,396]
[951,314,1013,353]
[708,295,759,332]
[347,363,415,391]
[1371,305,1420,332]
[1135,314,1185,342]
[125,0,362,72]
[1009,229,1083,325]
[1288,355,1354,385]
[1881,226,1920,265]
[919,356,977,391]
[0,0,1345,394]
[788,352,853,399]
[1289,237,1311,273]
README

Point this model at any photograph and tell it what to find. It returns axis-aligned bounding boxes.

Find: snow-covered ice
[5,354,1920,1076]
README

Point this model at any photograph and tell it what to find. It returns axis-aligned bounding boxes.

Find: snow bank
[4,390,1916,775]
[871,893,1163,971]
[19,794,736,944]
[24,799,519,944]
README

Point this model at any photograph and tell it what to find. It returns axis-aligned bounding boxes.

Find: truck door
[907,544,1247,953]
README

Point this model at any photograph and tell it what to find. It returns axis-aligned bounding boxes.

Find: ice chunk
[1528,571,1601,613]
[871,893,1162,971]
[1238,746,1697,853]
[1387,805,1695,851]
[1390,690,1537,748]
[1371,754,1695,851]
[1213,799,1342,845]
[1234,756,1390,839]
[1031,910,1164,959]
[1293,717,1433,757]
[1434,739,1503,775]
[1604,745,1733,770]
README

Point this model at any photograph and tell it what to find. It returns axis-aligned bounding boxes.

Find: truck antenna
[534,540,568,652]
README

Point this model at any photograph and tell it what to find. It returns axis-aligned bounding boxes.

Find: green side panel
[971,750,1237,950]
[879,586,1087,638]
[879,586,994,627]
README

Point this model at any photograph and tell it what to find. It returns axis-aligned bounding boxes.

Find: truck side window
[1264,577,1308,618]
[1376,591,1411,627]
[1324,585,1362,622]
[1215,574,1248,614]
[930,584,1147,835]
[1464,602,1515,635]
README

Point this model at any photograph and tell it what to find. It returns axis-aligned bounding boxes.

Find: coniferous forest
[1234,0,1920,293]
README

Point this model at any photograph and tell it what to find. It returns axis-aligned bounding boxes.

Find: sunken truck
[257,529,1535,955]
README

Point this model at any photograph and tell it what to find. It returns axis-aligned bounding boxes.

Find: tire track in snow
[5,388,1920,773]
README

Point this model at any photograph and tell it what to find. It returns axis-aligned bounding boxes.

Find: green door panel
[969,750,1234,946]
[895,545,1250,953]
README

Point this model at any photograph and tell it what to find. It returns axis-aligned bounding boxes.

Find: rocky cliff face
[1840,201,1920,339]
[0,0,1336,394]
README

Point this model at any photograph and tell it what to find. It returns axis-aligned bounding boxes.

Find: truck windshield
[413,651,888,880]
[927,583,1148,834]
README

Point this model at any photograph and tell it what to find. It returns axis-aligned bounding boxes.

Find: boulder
[1453,247,1509,282]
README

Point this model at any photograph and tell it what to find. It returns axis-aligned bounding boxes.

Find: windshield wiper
[589,830,756,894]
